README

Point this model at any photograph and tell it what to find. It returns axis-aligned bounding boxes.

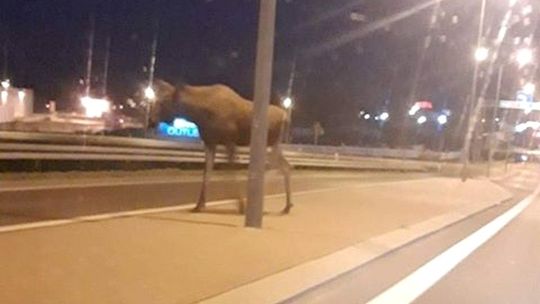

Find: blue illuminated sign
[158,118,200,139]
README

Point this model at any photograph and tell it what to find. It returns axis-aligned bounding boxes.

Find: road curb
[199,190,513,304]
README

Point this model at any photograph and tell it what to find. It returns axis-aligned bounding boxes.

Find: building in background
[0,85,34,123]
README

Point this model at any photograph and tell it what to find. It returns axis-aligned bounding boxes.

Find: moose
[147,80,292,214]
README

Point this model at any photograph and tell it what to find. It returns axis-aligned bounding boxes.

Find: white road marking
[366,186,540,304]
[0,199,236,233]
[0,178,425,234]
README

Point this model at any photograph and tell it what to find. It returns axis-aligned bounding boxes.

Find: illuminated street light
[1,79,10,90]
[408,104,420,116]
[474,47,489,62]
[516,48,534,68]
[437,114,448,125]
[18,90,25,102]
[1,90,7,105]
[363,113,371,120]
[80,96,111,118]
[144,86,156,101]
[523,82,536,96]
[522,4,532,16]
[282,96,293,109]
[379,112,389,121]
[417,115,427,125]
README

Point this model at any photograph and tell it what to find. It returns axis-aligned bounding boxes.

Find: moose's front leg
[193,145,216,212]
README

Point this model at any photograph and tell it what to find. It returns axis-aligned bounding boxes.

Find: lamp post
[415,115,427,145]
[435,113,448,154]
[460,0,487,181]
[283,54,297,144]
[245,0,277,229]
[143,85,156,135]
[144,18,159,136]
[487,64,504,177]
[488,48,534,176]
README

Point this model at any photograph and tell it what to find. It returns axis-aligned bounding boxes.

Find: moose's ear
[154,79,176,99]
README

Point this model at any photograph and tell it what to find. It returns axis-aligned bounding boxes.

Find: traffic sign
[516,90,533,102]
[499,100,540,111]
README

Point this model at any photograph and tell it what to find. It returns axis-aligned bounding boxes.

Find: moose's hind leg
[226,144,246,214]
[270,146,292,214]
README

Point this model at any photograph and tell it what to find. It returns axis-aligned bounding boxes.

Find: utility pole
[284,54,296,143]
[144,18,160,136]
[85,15,96,97]
[102,36,111,97]
[148,19,159,87]
[2,42,7,80]
[487,65,504,177]
[245,0,277,228]
[460,0,487,181]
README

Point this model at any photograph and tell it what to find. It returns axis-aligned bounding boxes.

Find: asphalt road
[0,170,429,226]
[287,165,540,304]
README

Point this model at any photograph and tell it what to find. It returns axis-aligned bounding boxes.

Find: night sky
[1,0,538,146]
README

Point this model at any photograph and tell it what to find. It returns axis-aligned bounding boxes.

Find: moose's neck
[173,86,211,125]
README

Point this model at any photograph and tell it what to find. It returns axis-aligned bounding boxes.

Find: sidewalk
[0,177,511,304]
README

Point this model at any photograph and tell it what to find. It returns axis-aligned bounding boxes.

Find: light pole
[415,115,427,145]
[516,47,534,68]
[437,114,448,154]
[102,36,111,97]
[487,64,504,177]
[143,85,156,135]
[488,48,534,176]
[460,0,487,181]
[84,15,95,97]
[283,54,296,144]
[245,0,277,229]
[144,18,159,135]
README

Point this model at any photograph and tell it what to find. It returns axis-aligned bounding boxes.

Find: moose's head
[145,79,178,129]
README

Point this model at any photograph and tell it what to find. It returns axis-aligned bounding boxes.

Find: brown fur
[148,80,292,214]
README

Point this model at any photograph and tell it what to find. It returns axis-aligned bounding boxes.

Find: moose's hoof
[281,205,293,215]
[238,198,246,215]
[191,206,205,213]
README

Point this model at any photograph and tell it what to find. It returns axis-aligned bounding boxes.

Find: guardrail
[0,131,460,171]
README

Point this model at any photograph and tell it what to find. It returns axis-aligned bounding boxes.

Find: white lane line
[366,186,540,304]
[0,178,428,234]
[0,199,236,234]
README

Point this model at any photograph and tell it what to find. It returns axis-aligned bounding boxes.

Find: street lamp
[522,4,533,16]
[144,86,156,101]
[474,47,489,62]
[80,96,110,118]
[417,115,427,125]
[437,114,448,125]
[522,82,536,96]
[1,90,7,105]
[516,48,534,68]
[282,96,293,143]
[1,79,10,89]
[143,85,157,136]
[18,90,25,102]
[282,96,292,109]
[408,104,420,116]
[379,112,389,121]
